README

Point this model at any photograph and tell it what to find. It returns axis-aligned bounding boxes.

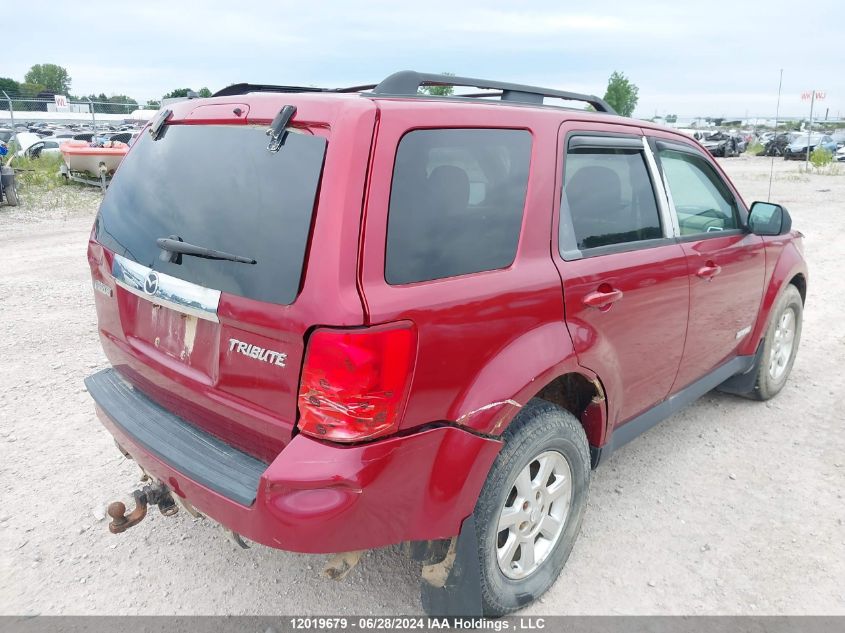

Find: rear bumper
[87,369,502,553]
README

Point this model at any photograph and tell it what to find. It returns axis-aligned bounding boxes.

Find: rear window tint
[385,128,531,285]
[94,124,326,305]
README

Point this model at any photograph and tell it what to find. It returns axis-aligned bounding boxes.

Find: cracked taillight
[297,322,417,442]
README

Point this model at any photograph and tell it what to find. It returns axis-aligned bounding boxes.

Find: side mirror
[748,201,792,236]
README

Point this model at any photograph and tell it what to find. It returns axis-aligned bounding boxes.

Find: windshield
[793,134,824,145]
[94,124,327,305]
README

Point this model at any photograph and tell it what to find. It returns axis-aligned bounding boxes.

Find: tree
[419,72,455,97]
[0,77,20,95]
[86,93,139,113]
[19,82,45,98]
[198,87,212,98]
[107,94,138,106]
[665,114,678,124]
[602,71,639,117]
[162,88,191,99]
[24,64,71,95]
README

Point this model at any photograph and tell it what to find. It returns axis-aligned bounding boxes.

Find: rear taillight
[297,322,417,442]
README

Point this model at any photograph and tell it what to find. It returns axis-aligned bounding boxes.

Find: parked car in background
[93,131,139,145]
[757,133,797,157]
[836,145,845,162]
[783,133,837,160]
[14,132,69,159]
[701,131,744,157]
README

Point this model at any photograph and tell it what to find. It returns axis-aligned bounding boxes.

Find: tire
[3,179,18,206]
[473,399,590,616]
[751,284,803,400]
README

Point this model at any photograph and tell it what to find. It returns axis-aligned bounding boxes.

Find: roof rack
[212,82,378,98]
[212,72,616,114]
[371,71,616,114]
[212,83,330,97]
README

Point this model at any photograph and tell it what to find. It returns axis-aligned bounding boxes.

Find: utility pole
[800,89,827,171]
[88,97,96,135]
[805,90,815,172]
[2,91,14,140]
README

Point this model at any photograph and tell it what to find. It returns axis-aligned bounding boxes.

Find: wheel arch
[741,240,808,356]
[531,372,607,448]
[449,321,609,452]
[789,271,807,304]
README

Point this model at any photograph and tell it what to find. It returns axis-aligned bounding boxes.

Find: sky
[5,0,844,119]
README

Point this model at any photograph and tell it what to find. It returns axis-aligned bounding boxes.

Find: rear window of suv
[94,124,327,305]
[385,128,531,285]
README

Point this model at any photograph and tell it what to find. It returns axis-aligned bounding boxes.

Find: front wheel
[473,400,590,616]
[752,284,803,400]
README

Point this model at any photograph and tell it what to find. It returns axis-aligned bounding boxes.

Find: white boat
[60,140,129,176]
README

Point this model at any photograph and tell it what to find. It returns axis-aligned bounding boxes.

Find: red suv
[85,72,807,615]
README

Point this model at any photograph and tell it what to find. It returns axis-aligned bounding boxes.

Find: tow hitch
[107,482,179,534]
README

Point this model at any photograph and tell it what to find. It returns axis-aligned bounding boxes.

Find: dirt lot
[1,156,843,616]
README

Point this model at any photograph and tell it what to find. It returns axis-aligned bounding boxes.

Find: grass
[809,147,834,169]
[798,163,841,176]
[8,153,68,191]
[746,142,765,156]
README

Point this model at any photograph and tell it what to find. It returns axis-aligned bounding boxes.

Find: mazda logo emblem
[144,271,160,295]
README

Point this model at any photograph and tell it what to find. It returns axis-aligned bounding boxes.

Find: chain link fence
[1,92,160,132]
[2,91,841,137]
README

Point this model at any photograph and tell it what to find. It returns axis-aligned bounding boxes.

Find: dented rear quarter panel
[359,101,590,437]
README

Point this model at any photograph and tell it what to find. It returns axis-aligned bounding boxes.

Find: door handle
[583,287,623,310]
[696,261,722,280]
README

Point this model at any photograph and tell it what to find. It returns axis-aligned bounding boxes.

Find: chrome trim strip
[111,254,221,322]
[642,136,680,238]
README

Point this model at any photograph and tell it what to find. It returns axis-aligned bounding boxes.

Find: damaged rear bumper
[86,368,502,553]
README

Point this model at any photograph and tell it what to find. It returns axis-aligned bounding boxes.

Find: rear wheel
[473,400,590,616]
[752,284,803,400]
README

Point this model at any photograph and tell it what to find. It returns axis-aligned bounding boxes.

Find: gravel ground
[0,156,843,616]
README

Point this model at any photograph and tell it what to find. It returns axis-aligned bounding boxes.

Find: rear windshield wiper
[157,237,256,265]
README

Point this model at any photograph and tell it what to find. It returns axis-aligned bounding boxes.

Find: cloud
[447,11,629,34]
[4,0,843,117]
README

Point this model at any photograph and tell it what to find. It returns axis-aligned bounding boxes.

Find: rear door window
[94,124,327,305]
[385,128,531,285]
[561,145,662,254]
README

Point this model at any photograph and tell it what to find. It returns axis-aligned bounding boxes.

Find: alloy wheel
[496,450,572,580]
[769,306,797,381]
